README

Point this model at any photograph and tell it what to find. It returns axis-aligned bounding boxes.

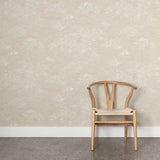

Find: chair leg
[133,110,137,151]
[124,116,128,142]
[91,110,95,151]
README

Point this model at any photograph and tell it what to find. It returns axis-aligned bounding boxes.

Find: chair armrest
[87,87,96,108]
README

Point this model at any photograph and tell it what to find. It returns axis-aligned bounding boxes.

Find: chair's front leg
[124,116,128,142]
[91,109,95,151]
[133,110,137,151]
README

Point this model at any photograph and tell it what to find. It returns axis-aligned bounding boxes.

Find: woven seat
[94,108,133,115]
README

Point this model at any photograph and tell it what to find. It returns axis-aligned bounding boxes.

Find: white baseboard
[0,126,159,137]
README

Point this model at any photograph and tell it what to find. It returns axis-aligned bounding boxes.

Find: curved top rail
[87,81,137,90]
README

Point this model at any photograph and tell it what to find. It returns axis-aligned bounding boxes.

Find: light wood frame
[87,81,137,151]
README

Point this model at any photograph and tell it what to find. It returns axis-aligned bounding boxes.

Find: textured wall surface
[0,0,160,126]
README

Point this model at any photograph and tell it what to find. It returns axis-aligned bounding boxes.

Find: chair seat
[93,108,133,115]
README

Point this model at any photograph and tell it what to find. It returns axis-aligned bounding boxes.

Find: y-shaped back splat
[104,83,115,110]
[87,81,136,109]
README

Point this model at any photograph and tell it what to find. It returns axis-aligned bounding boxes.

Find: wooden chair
[87,81,137,151]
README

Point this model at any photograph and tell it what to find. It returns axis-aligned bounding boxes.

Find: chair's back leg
[91,110,95,151]
[124,116,128,142]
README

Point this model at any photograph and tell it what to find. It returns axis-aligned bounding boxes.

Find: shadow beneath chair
[90,138,138,160]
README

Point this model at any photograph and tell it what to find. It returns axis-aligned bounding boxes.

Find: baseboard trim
[0,126,159,137]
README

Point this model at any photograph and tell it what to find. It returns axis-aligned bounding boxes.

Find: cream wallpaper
[0,0,160,126]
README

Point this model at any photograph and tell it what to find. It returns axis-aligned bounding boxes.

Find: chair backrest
[87,81,136,110]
